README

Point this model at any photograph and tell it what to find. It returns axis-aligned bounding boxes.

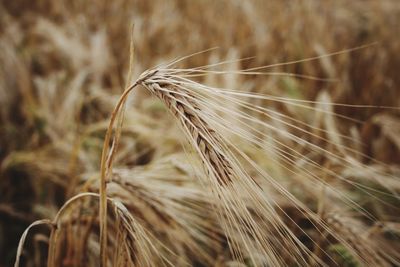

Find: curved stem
[47,192,99,267]
[99,82,139,267]
[14,219,53,267]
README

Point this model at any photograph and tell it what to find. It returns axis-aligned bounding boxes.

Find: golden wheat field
[1,0,400,266]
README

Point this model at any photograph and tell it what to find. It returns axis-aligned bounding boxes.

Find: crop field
[1,1,400,266]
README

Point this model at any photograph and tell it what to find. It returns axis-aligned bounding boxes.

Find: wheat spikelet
[131,67,318,266]
[129,59,399,266]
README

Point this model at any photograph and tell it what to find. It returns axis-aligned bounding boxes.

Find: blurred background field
[1,0,400,266]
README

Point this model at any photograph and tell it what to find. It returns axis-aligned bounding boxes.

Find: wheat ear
[98,47,400,265]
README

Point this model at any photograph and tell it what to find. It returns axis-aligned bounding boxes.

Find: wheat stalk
[98,65,319,266]
[96,43,400,264]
